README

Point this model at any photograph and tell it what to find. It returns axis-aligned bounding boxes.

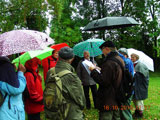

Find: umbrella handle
[17,53,21,66]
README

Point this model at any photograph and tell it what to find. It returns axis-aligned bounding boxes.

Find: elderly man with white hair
[76,51,98,109]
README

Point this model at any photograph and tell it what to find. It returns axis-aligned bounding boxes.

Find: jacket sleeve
[25,73,43,102]
[128,60,134,76]
[76,62,82,80]
[91,61,115,86]
[0,71,26,95]
[63,73,85,109]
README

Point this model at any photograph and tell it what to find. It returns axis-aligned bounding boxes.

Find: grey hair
[131,53,139,60]
[83,51,89,53]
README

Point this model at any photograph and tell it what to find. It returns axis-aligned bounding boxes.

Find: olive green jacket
[46,60,85,120]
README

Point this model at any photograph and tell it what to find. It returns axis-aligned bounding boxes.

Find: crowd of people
[0,41,150,120]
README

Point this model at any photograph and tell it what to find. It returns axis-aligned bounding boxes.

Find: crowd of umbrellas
[0,17,154,72]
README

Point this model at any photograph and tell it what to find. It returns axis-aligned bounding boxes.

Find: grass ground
[83,71,160,120]
[26,69,160,120]
[84,71,160,120]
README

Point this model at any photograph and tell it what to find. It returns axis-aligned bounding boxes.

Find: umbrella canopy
[12,47,54,67]
[0,30,54,56]
[50,43,69,50]
[127,48,154,71]
[83,17,139,31]
[73,39,104,57]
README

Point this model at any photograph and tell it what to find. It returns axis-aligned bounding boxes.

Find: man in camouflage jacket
[44,47,85,120]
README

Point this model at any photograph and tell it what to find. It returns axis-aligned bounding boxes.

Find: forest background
[0,0,160,70]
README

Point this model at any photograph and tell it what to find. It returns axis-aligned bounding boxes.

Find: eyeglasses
[101,46,106,50]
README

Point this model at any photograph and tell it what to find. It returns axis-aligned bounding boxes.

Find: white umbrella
[127,48,154,71]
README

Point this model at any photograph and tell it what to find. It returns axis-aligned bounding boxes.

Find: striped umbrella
[73,39,104,57]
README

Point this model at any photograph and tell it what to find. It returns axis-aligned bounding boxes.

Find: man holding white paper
[76,51,98,109]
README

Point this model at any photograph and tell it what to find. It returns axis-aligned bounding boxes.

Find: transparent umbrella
[127,48,154,71]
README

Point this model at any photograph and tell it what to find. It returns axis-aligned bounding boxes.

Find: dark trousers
[28,112,40,120]
[83,85,97,109]
[99,111,121,120]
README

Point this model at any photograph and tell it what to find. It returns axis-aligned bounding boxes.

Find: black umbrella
[83,17,139,31]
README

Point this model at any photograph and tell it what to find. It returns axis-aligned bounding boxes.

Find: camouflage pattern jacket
[46,60,85,120]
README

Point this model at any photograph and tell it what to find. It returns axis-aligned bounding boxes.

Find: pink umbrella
[0,30,54,56]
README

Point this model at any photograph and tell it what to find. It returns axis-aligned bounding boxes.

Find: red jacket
[24,58,44,114]
[42,56,58,81]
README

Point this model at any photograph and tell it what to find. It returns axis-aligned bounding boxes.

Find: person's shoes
[132,110,143,119]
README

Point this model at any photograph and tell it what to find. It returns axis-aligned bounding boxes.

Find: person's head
[25,57,40,71]
[0,56,10,62]
[58,47,75,64]
[52,50,59,59]
[131,53,139,63]
[83,51,90,60]
[118,48,128,58]
[99,41,116,56]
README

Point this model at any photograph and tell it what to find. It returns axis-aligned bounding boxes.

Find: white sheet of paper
[82,60,101,74]
[83,60,95,68]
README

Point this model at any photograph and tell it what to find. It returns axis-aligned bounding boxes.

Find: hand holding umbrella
[18,64,26,73]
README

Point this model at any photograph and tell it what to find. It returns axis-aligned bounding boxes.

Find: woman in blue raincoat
[0,56,26,120]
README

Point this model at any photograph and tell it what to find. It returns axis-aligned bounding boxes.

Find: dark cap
[58,47,75,60]
[99,40,115,49]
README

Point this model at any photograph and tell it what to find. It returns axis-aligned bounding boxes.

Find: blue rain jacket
[0,57,26,120]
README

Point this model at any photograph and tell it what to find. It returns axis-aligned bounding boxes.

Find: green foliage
[0,0,160,69]
[76,0,160,69]
[77,0,111,40]
[0,0,48,32]
[49,0,82,47]
[47,0,64,21]
[117,0,160,68]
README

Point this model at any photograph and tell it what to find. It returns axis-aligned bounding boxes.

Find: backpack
[43,67,72,120]
[23,70,36,102]
[109,57,134,106]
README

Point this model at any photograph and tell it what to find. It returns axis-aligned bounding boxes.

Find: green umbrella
[12,47,54,67]
[73,39,104,57]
